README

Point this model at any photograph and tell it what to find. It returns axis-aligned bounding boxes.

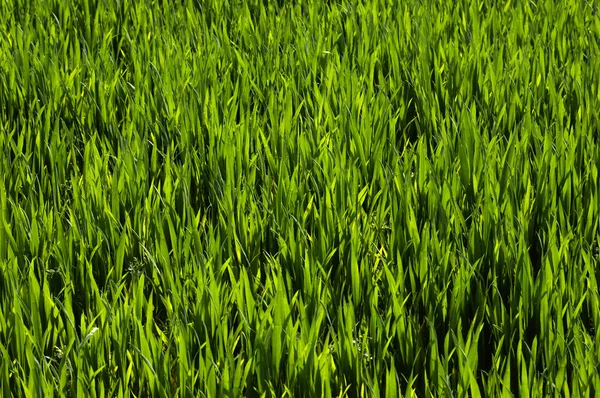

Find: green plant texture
[0,0,599,396]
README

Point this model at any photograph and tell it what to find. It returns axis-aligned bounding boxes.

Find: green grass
[0,0,599,396]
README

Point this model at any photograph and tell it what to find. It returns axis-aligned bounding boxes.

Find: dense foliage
[1,0,599,396]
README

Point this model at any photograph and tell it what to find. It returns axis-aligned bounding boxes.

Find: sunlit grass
[0,0,599,396]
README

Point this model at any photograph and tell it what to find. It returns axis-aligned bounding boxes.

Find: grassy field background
[1,0,599,396]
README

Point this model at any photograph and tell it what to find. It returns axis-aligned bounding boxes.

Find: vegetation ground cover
[0,0,599,396]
